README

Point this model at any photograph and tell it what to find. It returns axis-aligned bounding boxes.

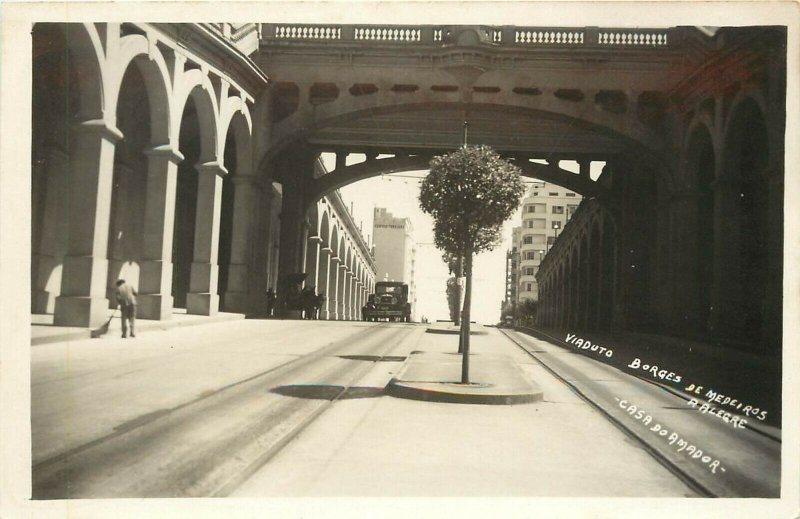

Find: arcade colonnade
[536,58,785,355]
[31,23,374,326]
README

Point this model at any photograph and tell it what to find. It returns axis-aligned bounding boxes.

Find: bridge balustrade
[261,23,672,48]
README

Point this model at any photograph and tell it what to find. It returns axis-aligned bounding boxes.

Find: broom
[90,310,116,338]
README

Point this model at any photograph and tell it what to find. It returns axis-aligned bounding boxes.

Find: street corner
[385,350,543,405]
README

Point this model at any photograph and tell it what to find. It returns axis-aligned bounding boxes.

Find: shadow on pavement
[270,385,385,400]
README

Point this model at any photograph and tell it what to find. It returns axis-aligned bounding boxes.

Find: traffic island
[424,323,489,335]
[386,351,543,405]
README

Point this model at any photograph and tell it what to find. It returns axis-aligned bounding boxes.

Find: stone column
[338,264,348,318]
[186,161,227,316]
[346,270,355,319]
[329,255,340,319]
[32,145,69,314]
[709,179,741,339]
[137,144,183,320]
[342,268,351,319]
[54,119,123,327]
[223,174,260,313]
[319,247,332,319]
[305,235,322,291]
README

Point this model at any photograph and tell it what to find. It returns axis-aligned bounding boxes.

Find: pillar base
[186,292,219,316]
[222,291,250,314]
[53,295,110,327]
[138,294,174,320]
[321,310,333,320]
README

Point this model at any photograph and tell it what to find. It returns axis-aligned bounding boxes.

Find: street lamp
[538,249,545,262]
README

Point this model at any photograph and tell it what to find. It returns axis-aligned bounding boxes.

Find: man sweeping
[115,279,138,338]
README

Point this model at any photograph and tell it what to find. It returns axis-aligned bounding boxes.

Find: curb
[424,327,488,335]
[386,378,543,405]
[31,313,246,346]
[385,351,543,405]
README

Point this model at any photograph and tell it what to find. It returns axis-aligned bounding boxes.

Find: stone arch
[110,33,172,144]
[219,98,254,175]
[173,70,220,164]
[32,23,107,314]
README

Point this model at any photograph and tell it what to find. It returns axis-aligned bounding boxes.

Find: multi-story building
[504,227,521,312]
[516,182,582,303]
[372,207,417,320]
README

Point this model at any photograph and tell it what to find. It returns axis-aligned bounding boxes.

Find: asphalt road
[32,320,420,498]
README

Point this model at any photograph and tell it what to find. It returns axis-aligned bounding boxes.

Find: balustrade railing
[515,29,584,45]
[261,24,674,48]
[274,24,342,40]
[355,26,421,42]
[598,30,668,46]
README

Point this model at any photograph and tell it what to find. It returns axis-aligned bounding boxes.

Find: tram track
[499,327,782,498]
[33,322,418,499]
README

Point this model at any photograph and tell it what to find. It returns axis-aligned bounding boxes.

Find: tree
[419,145,525,383]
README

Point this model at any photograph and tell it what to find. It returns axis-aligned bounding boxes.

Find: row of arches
[31,23,264,326]
[536,87,783,354]
[537,203,615,332]
[303,199,376,320]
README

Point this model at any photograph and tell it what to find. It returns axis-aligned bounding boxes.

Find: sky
[324,153,525,325]
[324,154,606,324]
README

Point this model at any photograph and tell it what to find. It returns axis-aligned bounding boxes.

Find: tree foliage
[420,146,525,256]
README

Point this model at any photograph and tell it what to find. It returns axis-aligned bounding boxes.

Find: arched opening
[172,98,202,308]
[724,99,769,344]
[31,24,80,313]
[588,222,602,331]
[685,125,715,335]
[105,60,152,305]
[599,215,615,331]
[328,226,340,319]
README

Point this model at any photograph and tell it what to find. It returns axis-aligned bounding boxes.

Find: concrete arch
[261,98,665,176]
[173,69,220,163]
[682,120,716,189]
[219,97,254,172]
[36,23,106,120]
[319,209,331,247]
[268,92,664,158]
[723,93,770,177]
[109,33,172,144]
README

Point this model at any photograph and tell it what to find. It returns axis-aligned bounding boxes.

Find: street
[30,318,775,498]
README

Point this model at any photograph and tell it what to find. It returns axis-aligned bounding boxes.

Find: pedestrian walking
[114,279,137,338]
[266,287,277,317]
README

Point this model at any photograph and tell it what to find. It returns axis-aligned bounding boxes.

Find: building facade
[516,182,583,303]
[372,207,417,320]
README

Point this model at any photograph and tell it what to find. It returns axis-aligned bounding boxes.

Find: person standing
[115,279,137,338]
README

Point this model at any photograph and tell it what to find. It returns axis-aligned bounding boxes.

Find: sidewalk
[522,327,782,428]
[31,308,245,345]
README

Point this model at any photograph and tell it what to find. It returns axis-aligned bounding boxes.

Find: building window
[567,204,578,216]
[552,205,564,214]
[523,235,533,245]
[547,236,556,245]
[524,251,536,260]
[552,220,562,229]
[525,220,534,228]
[526,283,533,291]
[526,205,536,213]
[548,192,558,196]
[524,267,536,276]
[566,192,576,197]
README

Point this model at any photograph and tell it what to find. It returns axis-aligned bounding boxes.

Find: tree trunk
[461,251,473,384]
[456,255,464,352]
